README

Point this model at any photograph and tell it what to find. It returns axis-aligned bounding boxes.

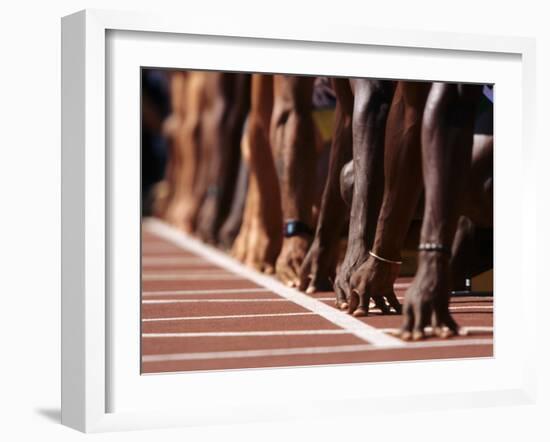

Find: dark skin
[346,81,431,316]
[333,79,396,308]
[339,160,355,207]
[399,82,482,340]
[298,78,354,293]
[270,75,318,287]
[218,158,249,250]
[344,82,492,332]
[195,73,251,244]
[450,134,493,290]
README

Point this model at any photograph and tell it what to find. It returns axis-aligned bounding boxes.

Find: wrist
[283,220,314,238]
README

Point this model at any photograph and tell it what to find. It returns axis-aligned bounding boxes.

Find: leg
[346,81,431,315]
[333,79,395,309]
[298,78,354,293]
[400,82,482,340]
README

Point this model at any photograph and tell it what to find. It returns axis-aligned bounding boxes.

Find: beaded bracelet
[418,242,451,255]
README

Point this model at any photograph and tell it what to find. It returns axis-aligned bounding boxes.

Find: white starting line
[144,219,405,348]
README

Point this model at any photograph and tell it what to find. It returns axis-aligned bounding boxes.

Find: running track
[141,218,493,374]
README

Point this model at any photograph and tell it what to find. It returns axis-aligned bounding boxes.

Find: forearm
[371,82,429,260]
[346,80,393,253]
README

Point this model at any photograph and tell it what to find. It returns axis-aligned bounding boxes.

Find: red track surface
[141,221,493,374]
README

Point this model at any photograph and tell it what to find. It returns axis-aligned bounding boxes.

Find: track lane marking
[142,312,317,322]
[144,219,405,347]
[142,297,334,304]
[143,330,350,338]
[142,338,494,363]
[142,272,240,281]
[380,326,493,335]
[142,288,270,296]
[142,257,207,265]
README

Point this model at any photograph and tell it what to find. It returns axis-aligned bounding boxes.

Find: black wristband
[283,220,314,238]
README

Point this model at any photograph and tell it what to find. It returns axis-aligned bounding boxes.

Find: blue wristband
[284,220,314,238]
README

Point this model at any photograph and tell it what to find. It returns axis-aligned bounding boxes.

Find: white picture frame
[61,8,537,433]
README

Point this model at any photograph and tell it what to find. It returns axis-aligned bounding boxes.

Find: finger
[400,302,414,340]
[284,260,301,288]
[434,297,459,337]
[290,256,303,279]
[412,302,431,341]
[298,266,312,291]
[308,266,333,293]
[334,281,348,310]
[352,292,369,317]
[431,310,442,337]
[306,280,318,294]
[347,289,360,315]
[263,263,275,275]
[277,267,294,286]
[248,258,264,273]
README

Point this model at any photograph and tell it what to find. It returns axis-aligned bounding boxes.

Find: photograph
[140,69,494,374]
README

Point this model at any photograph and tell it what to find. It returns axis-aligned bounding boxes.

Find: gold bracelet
[368,250,402,265]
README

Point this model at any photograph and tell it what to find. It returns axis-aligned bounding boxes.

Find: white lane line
[142,312,317,322]
[143,330,349,338]
[142,264,217,270]
[144,218,404,348]
[142,246,183,253]
[143,297,335,304]
[142,257,207,265]
[142,288,271,296]
[380,326,493,335]
[142,273,240,281]
[395,296,493,303]
[142,243,180,249]
[387,302,493,312]
[141,338,493,363]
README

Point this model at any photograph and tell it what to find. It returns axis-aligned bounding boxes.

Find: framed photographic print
[61,9,537,433]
